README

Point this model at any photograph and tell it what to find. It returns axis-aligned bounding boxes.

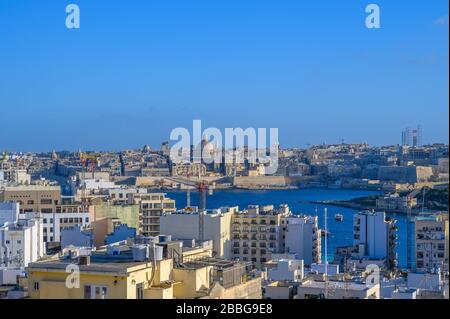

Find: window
[84,285,108,299]
[85,217,89,223]
[17,240,21,244]
[136,284,144,299]
[5,240,10,244]
[41,199,52,205]
[33,282,40,291]
[27,200,34,205]
[84,285,91,299]
[95,286,108,299]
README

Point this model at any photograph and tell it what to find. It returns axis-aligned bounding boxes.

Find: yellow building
[28,257,174,299]
[414,213,449,272]
[27,238,261,299]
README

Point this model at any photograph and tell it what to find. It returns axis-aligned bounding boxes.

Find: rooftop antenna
[186,173,191,208]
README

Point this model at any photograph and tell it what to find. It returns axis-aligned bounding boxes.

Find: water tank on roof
[150,245,164,261]
[132,244,163,262]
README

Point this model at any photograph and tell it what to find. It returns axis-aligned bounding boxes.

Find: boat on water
[321,230,331,237]
[334,214,344,222]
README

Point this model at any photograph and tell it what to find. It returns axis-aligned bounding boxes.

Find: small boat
[334,214,344,222]
[321,230,331,237]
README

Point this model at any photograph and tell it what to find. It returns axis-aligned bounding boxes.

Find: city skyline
[0,0,448,151]
[1,132,448,154]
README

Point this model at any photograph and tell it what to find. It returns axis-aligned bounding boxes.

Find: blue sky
[0,0,448,151]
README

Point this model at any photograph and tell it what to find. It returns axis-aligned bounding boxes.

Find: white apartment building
[0,169,31,185]
[284,215,321,266]
[82,179,116,191]
[353,211,397,269]
[310,263,340,275]
[2,202,90,245]
[108,187,148,205]
[296,279,380,299]
[0,218,45,267]
[160,203,322,270]
[77,171,111,182]
[0,202,20,226]
[268,259,304,282]
[414,215,449,272]
[160,207,235,259]
[20,211,90,245]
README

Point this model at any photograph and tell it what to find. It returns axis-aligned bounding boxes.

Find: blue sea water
[165,188,411,269]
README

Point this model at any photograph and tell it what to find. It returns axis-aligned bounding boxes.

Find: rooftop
[3,185,61,191]
[300,279,373,291]
[27,253,152,275]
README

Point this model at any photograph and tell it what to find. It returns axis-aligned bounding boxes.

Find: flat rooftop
[300,280,371,291]
[27,254,152,275]
[2,185,61,191]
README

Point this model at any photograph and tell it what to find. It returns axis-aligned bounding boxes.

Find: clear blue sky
[0,0,448,151]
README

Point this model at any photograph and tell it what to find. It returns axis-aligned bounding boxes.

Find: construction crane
[79,152,100,203]
[80,153,99,173]
[168,173,215,242]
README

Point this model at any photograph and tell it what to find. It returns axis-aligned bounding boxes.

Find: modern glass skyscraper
[402,126,423,147]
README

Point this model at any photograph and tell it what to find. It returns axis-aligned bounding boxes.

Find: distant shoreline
[149,185,386,192]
